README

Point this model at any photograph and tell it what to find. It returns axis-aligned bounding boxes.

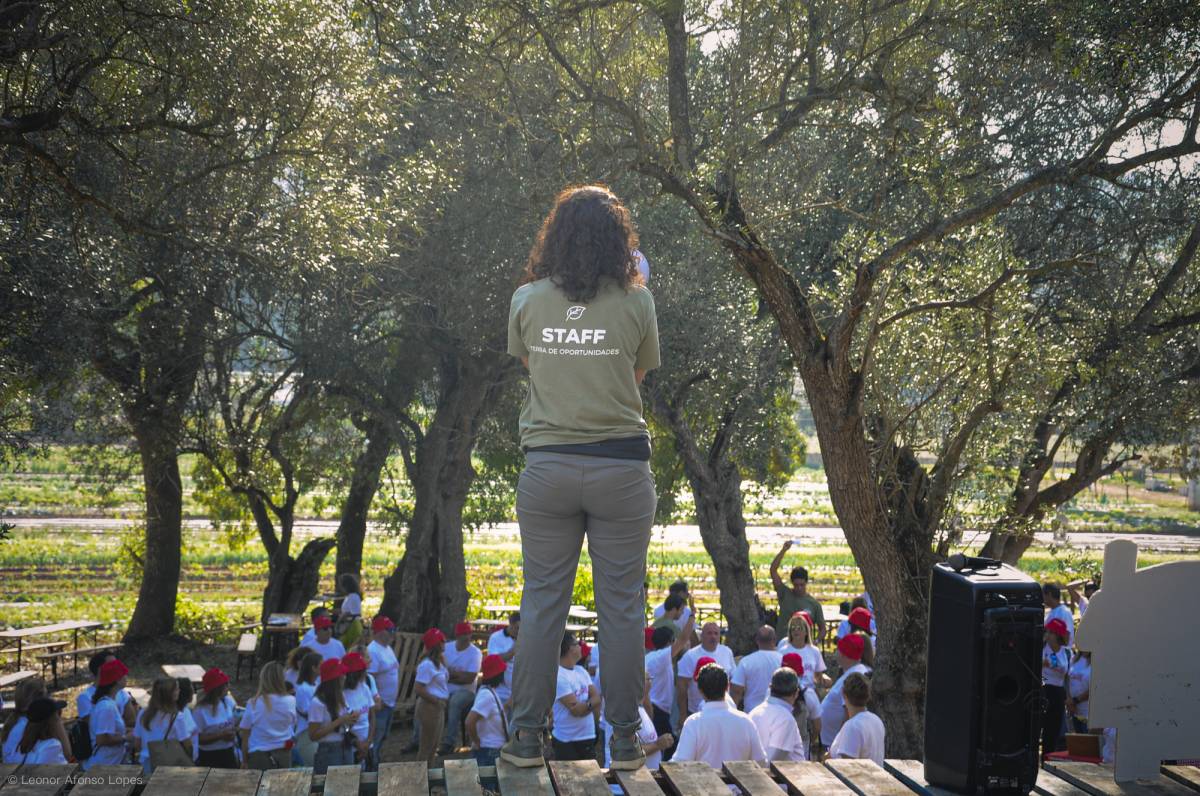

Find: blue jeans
[442,689,475,749]
[372,704,395,762]
[474,747,500,790]
[313,741,353,774]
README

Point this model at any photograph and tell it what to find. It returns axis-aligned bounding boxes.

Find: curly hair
[523,184,642,302]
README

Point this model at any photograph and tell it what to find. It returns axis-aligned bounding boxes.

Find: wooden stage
[0,758,1195,795]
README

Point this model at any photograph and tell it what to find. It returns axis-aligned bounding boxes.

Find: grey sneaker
[609,729,646,771]
[499,728,545,768]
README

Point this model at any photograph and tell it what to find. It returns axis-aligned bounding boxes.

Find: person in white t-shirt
[366,616,399,761]
[173,677,198,762]
[486,614,520,706]
[749,667,807,762]
[600,674,673,770]
[238,662,296,770]
[551,632,599,760]
[645,624,690,759]
[1066,650,1092,734]
[675,623,735,727]
[440,621,483,754]
[730,626,783,712]
[132,677,193,774]
[336,573,364,649]
[194,667,239,769]
[819,634,872,747]
[290,652,322,766]
[12,697,71,765]
[467,654,509,790]
[284,645,314,687]
[777,611,830,689]
[308,658,362,774]
[84,659,132,770]
[780,653,822,753]
[828,673,884,765]
[414,628,450,765]
[308,615,347,662]
[77,650,136,727]
[300,607,332,648]
[1042,583,1075,648]
[1041,618,1070,756]
[672,662,765,770]
[340,652,376,766]
[2,678,47,765]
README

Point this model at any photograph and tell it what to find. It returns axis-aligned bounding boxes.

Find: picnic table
[0,620,103,669]
[162,664,206,684]
[262,613,304,660]
[482,604,521,618]
[567,606,597,622]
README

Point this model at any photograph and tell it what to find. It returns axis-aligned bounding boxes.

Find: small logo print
[566,306,586,321]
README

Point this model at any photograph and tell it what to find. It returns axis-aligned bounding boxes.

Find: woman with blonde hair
[132,677,191,773]
[2,678,47,763]
[777,611,830,689]
[238,661,295,769]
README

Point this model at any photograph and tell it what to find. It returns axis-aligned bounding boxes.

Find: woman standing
[194,668,239,769]
[414,628,450,765]
[292,651,322,766]
[238,662,295,770]
[308,658,361,774]
[1041,618,1071,757]
[336,573,364,649]
[777,612,830,689]
[132,678,191,774]
[501,184,660,771]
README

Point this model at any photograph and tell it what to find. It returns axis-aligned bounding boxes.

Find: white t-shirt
[345,680,374,740]
[552,665,595,742]
[284,669,299,687]
[653,604,693,631]
[85,697,128,769]
[194,695,238,751]
[308,636,346,662]
[776,643,826,688]
[2,716,28,763]
[308,696,363,745]
[677,644,736,714]
[468,686,508,749]
[293,682,316,735]
[601,706,662,770]
[416,658,450,701]
[487,629,517,702]
[819,662,871,746]
[1042,644,1069,688]
[133,709,193,772]
[367,640,401,708]
[301,627,317,647]
[645,646,675,712]
[749,696,806,762]
[444,643,483,695]
[21,737,68,765]
[829,710,885,765]
[77,685,132,720]
[238,694,297,752]
[341,593,362,617]
[1068,656,1091,718]
[673,700,766,770]
[587,642,601,693]
[731,650,783,712]
[1077,594,1089,617]
[1046,604,1075,647]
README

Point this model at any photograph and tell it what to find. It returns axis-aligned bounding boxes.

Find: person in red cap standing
[781,653,822,755]
[194,667,238,769]
[341,653,375,766]
[308,658,362,774]
[1041,617,1070,757]
[83,658,130,770]
[414,628,450,764]
[440,621,483,754]
[467,654,509,789]
[366,616,399,761]
[819,634,872,749]
[502,185,660,770]
[778,612,830,690]
[309,614,346,662]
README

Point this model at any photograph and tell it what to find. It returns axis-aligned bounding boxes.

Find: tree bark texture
[335,417,396,583]
[124,427,185,641]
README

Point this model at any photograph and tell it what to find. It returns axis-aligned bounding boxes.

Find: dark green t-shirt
[508,278,660,449]
[776,588,823,640]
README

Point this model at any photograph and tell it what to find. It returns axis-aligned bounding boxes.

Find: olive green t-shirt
[507,278,660,449]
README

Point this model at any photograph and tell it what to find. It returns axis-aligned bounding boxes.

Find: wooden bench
[0,670,39,691]
[36,642,122,688]
[234,632,257,681]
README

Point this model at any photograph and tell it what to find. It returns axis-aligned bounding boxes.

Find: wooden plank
[70,765,146,796]
[825,759,912,796]
[199,768,262,796]
[141,767,211,796]
[660,760,730,795]
[1163,767,1200,792]
[548,760,610,796]
[444,758,483,795]
[613,767,664,796]
[884,759,979,796]
[1045,761,1194,795]
[772,761,855,795]
[725,760,782,795]
[322,765,361,796]
[1036,768,1093,796]
[495,759,554,795]
[0,764,78,796]
[377,762,429,796]
[256,768,313,796]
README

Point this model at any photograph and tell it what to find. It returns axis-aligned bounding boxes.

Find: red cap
[782,652,805,675]
[372,616,395,633]
[314,615,334,630]
[792,610,814,627]
[579,642,591,658]
[422,628,446,650]
[837,633,865,661]
[342,652,367,673]
[848,607,873,632]
[1045,618,1069,640]
[201,667,230,692]
[98,658,128,687]
[454,622,473,637]
[319,658,347,681]
[481,654,507,681]
[644,627,655,650]
[693,656,717,680]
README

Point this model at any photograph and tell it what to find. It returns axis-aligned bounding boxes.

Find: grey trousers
[510,451,656,735]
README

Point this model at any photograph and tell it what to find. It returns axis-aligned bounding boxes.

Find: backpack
[69,717,92,761]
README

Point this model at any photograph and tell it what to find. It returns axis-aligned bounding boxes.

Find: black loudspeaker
[924,557,1043,794]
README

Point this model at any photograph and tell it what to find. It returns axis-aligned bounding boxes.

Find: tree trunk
[379,353,512,632]
[124,427,184,641]
[261,538,338,624]
[335,418,395,582]
[978,531,1036,565]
